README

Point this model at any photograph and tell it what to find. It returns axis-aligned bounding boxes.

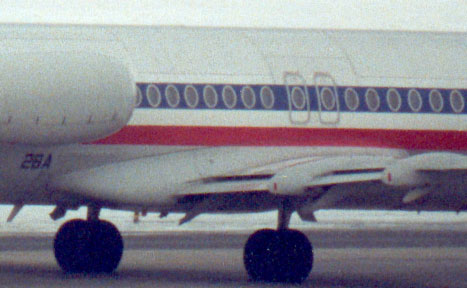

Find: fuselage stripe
[92,125,467,151]
[136,83,467,115]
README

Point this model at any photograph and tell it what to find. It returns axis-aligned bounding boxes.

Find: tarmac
[0,228,465,288]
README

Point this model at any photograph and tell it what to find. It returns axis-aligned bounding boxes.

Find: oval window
[365,88,380,112]
[135,86,143,107]
[386,88,401,112]
[184,85,199,108]
[344,88,359,111]
[321,87,336,110]
[146,84,161,108]
[203,85,218,108]
[222,86,237,109]
[241,86,256,109]
[450,90,464,113]
[291,87,306,110]
[429,90,443,113]
[260,86,275,109]
[408,89,422,112]
[165,85,180,108]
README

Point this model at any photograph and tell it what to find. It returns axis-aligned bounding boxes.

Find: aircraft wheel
[87,220,124,273]
[243,229,313,283]
[54,219,123,273]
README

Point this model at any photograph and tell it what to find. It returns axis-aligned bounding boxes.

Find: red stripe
[91,125,467,151]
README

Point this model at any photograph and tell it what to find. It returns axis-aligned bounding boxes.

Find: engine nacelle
[382,153,467,187]
[382,165,427,187]
[0,51,135,145]
[268,162,317,195]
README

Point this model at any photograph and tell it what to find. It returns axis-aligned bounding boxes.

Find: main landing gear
[52,203,312,283]
[243,201,313,283]
[53,206,123,273]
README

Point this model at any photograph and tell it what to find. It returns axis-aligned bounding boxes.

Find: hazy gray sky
[0,0,466,31]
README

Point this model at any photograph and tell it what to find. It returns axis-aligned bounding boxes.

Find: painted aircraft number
[20,153,52,170]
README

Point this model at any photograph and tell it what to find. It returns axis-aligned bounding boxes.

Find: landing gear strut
[243,200,313,283]
[53,206,123,273]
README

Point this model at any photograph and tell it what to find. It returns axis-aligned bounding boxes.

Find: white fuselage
[0,24,465,211]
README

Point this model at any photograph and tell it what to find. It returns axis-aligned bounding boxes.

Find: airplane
[0,23,465,283]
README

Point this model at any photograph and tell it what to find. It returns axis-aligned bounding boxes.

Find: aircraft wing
[179,152,467,196]
[50,150,467,224]
[182,155,388,195]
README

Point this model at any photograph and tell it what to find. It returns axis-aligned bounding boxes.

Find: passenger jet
[0,23,465,283]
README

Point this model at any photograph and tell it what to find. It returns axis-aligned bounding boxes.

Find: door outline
[314,72,340,124]
[283,72,310,124]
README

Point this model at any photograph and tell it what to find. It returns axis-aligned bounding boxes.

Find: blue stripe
[136,83,467,114]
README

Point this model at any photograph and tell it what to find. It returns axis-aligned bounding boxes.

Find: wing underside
[49,150,467,223]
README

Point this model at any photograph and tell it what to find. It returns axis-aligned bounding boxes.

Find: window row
[135,84,466,114]
[136,84,275,110]
[347,88,464,114]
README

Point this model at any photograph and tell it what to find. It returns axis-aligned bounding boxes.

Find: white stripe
[128,109,467,131]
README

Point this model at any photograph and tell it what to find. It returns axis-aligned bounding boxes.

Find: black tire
[54,219,93,273]
[87,220,124,273]
[243,229,313,283]
[276,229,313,283]
[244,229,278,282]
[54,219,123,273]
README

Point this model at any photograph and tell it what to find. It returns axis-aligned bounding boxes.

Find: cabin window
[241,86,256,109]
[408,89,422,112]
[450,90,464,113]
[203,85,218,108]
[135,86,143,107]
[260,86,275,109]
[429,90,443,113]
[321,87,336,110]
[222,86,237,109]
[386,89,401,112]
[291,87,306,110]
[365,88,380,112]
[146,84,161,108]
[165,85,180,108]
[344,88,359,111]
[184,85,199,108]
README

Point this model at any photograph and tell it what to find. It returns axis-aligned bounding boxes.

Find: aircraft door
[314,72,340,124]
[284,72,310,124]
